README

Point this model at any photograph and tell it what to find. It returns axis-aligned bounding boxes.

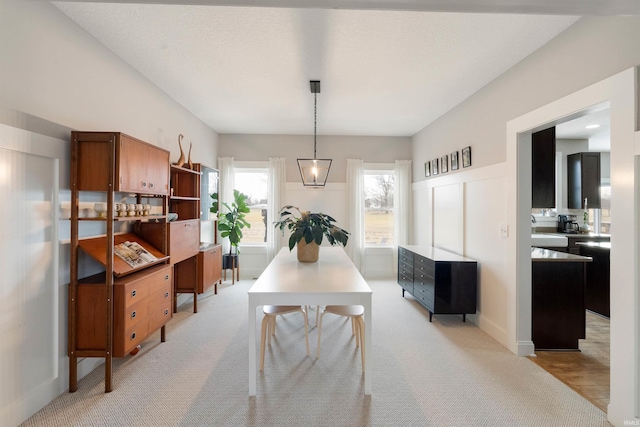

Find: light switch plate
[499,223,508,238]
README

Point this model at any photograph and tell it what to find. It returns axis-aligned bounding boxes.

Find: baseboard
[0,376,62,427]
[517,340,536,357]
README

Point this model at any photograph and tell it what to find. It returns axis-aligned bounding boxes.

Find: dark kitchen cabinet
[532,127,556,208]
[532,258,587,350]
[398,246,477,322]
[568,152,601,209]
[578,242,610,318]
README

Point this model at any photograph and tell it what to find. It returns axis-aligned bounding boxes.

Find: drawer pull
[165,291,169,298]
[164,309,169,315]
[165,274,169,280]
[130,332,136,340]
[131,311,136,319]
[131,290,137,298]
[141,181,147,188]
[149,182,154,189]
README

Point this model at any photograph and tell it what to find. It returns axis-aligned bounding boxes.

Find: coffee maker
[557,214,579,233]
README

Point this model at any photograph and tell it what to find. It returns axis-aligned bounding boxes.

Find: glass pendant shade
[297,158,332,187]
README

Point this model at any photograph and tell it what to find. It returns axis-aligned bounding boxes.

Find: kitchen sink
[531,233,568,248]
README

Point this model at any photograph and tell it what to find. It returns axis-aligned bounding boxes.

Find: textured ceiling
[52,2,583,136]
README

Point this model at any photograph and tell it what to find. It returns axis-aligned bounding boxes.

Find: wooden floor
[528,311,610,412]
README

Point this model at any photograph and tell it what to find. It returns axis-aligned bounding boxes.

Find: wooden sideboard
[398,245,478,322]
[198,243,223,295]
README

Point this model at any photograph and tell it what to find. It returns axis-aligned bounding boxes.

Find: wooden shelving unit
[68,131,172,393]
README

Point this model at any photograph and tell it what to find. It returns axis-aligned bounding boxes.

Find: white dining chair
[315,305,365,372]
[260,305,310,371]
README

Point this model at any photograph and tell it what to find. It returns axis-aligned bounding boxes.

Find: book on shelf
[114,241,158,268]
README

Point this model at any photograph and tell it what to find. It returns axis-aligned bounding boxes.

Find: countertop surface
[400,245,477,262]
[575,241,611,250]
[531,247,592,262]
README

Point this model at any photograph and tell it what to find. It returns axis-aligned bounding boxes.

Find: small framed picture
[462,146,472,168]
[451,151,459,170]
[441,155,448,173]
[424,161,431,177]
[432,158,439,175]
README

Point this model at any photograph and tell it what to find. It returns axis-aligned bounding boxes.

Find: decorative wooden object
[174,133,185,167]
[69,131,171,393]
[187,142,193,170]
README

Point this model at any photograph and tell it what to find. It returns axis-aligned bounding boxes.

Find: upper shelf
[171,164,202,175]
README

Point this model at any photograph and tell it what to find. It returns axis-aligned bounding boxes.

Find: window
[364,170,395,245]
[234,169,268,244]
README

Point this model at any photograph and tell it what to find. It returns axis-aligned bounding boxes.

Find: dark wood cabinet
[398,246,477,322]
[532,126,556,208]
[578,243,610,318]
[532,257,588,350]
[568,152,601,209]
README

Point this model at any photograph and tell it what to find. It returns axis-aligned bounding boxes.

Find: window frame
[233,161,269,247]
[363,163,396,247]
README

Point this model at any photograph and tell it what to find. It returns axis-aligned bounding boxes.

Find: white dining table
[247,246,373,396]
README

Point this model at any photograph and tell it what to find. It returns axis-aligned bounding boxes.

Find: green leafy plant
[211,190,251,255]
[274,205,349,250]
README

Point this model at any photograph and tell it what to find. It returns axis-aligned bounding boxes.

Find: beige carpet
[22,279,609,426]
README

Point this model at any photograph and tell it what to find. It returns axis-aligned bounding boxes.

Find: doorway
[506,67,638,421]
[527,107,611,411]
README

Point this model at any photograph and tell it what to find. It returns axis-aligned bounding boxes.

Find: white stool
[260,305,310,371]
[316,305,365,372]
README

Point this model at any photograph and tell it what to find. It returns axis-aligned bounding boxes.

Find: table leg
[248,298,257,395]
[363,296,372,395]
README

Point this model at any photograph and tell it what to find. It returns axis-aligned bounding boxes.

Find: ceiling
[51,1,636,137]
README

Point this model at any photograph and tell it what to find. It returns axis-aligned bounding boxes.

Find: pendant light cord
[313,91,317,159]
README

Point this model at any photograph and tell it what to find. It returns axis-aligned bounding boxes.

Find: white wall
[0,0,219,425]
[412,16,640,426]
[413,163,509,345]
[238,182,396,280]
[222,134,411,279]
[412,16,640,181]
[219,134,411,183]
[0,0,218,165]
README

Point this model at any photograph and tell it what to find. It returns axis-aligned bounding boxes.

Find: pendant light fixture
[297,80,332,187]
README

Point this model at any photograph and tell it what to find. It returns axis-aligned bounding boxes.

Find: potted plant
[211,190,251,269]
[274,205,349,262]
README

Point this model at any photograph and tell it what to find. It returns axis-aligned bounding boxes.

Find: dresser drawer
[169,219,200,264]
[117,320,150,356]
[398,248,414,266]
[413,282,434,309]
[115,264,172,305]
[147,300,173,333]
[146,269,173,308]
[414,256,434,275]
[121,297,149,331]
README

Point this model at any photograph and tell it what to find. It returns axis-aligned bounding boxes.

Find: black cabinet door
[568,152,601,209]
[532,127,556,208]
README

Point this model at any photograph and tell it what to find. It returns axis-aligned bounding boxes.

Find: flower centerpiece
[274,205,350,262]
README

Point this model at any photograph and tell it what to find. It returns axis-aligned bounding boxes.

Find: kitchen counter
[532,247,591,350]
[531,234,567,248]
[531,247,592,262]
[576,241,611,250]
